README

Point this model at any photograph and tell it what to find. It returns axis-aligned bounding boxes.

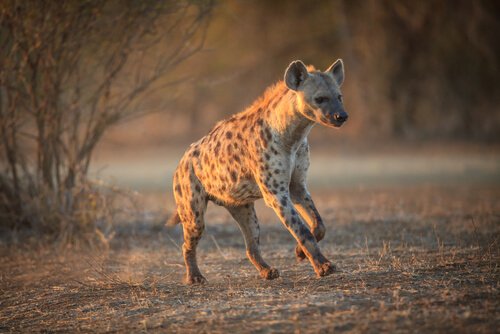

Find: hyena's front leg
[227,204,279,280]
[260,185,335,277]
[290,184,326,261]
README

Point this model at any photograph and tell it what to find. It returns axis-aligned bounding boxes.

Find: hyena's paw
[295,245,307,261]
[260,267,280,280]
[185,274,207,285]
[316,262,337,277]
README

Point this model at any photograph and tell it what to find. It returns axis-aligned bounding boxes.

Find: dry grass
[0,185,499,333]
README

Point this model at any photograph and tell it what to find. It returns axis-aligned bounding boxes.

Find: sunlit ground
[2,183,498,332]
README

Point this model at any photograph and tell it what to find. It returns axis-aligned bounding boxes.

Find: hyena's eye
[314,96,329,104]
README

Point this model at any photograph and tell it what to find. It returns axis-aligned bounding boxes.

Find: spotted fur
[169,59,348,284]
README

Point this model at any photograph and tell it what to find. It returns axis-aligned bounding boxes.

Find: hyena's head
[284,59,348,128]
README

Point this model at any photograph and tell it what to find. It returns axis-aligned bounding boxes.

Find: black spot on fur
[299,225,315,241]
[175,185,182,196]
[299,224,308,235]
[259,131,267,146]
[214,142,221,154]
[226,131,233,139]
[192,150,200,157]
[236,133,243,140]
[195,184,201,192]
[264,153,270,160]
[265,128,272,141]
[257,119,263,126]
[270,99,279,109]
[230,171,237,182]
[280,196,288,207]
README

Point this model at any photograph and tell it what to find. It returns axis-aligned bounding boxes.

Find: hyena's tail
[165,211,181,226]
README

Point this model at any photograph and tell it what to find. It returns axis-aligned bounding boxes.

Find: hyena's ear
[284,60,309,91]
[326,59,344,86]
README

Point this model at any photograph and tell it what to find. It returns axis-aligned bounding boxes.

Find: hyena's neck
[258,81,314,151]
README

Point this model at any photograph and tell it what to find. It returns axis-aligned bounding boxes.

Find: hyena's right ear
[284,60,309,91]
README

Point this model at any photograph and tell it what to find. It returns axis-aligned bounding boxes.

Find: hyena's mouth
[331,120,346,128]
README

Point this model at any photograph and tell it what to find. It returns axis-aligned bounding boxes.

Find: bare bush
[0,0,213,241]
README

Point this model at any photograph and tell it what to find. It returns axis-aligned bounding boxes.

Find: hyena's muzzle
[318,103,348,128]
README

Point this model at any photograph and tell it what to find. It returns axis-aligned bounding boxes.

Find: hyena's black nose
[333,112,348,123]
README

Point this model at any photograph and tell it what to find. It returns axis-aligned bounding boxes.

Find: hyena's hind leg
[173,167,208,284]
[227,204,279,280]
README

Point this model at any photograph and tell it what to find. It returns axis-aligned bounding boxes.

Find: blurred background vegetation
[1,0,499,242]
[110,0,500,147]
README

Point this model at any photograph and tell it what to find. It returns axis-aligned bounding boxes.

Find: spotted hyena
[168,59,348,284]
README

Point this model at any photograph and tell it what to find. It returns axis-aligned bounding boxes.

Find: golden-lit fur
[169,59,347,284]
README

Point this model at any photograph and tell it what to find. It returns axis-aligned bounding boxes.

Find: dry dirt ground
[1,185,499,333]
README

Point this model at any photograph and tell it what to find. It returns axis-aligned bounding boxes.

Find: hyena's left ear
[326,59,344,86]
